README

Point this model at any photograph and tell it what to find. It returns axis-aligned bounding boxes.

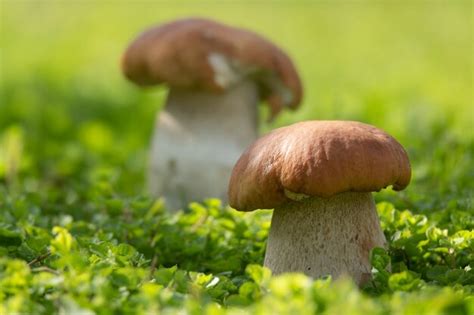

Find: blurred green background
[1,0,473,212]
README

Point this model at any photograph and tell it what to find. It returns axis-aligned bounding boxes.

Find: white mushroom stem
[264,191,387,286]
[148,80,259,211]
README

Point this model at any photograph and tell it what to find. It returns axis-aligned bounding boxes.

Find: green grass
[1,1,473,314]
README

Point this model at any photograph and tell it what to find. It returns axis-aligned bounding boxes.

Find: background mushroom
[228,120,411,285]
[122,18,302,210]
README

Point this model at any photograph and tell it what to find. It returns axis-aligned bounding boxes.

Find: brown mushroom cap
[228,121,411,211]
[122,18,302,117]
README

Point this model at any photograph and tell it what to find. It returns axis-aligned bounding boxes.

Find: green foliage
[0,195,472,314]
[1,1,473,314]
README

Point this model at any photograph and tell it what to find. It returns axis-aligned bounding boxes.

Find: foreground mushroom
[228,121,411,285]
[122,18,302,210]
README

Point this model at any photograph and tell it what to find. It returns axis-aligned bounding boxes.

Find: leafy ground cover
[1,1,473,314]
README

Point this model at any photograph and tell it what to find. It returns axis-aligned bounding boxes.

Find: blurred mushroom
[228,121,411,285]
[122,18,302,210]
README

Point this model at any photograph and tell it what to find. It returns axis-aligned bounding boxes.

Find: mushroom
[228,121,411,285]
[122,18,302,210]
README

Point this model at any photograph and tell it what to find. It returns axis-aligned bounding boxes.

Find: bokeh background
[1,0,473,213]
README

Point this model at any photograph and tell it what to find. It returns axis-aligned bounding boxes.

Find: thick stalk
[148,80,259,210]
[264,192,386,285]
